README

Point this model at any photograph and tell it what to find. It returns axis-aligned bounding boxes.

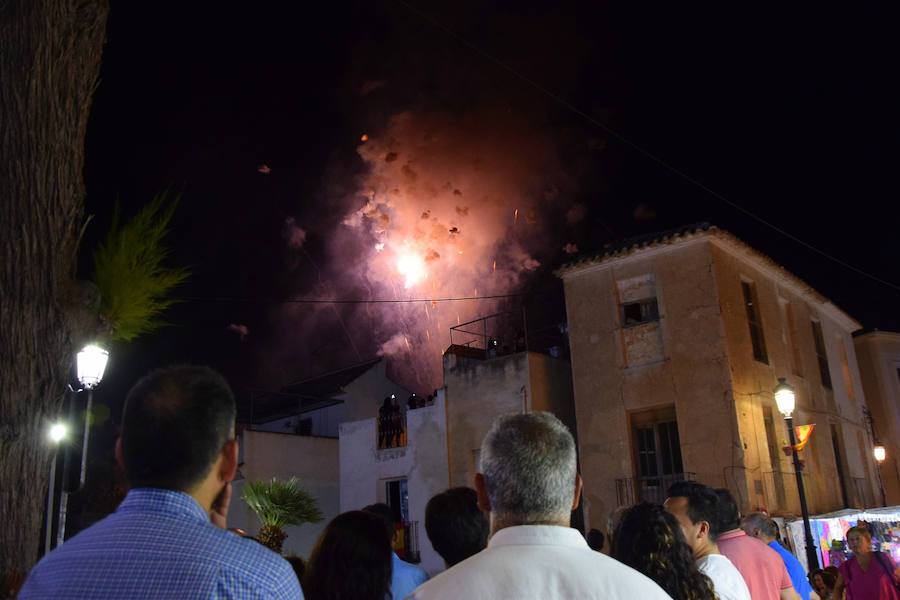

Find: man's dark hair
[714,488,740,532]
[425,487,488,567]
[666,481,722,540]
[362,503,396,543]
[121,365,236,491]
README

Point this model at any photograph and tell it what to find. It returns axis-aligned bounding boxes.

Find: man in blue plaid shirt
[20,365,303,599]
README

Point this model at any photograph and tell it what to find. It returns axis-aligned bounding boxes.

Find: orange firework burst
[360,134,368,141]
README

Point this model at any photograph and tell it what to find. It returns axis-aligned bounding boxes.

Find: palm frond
[92,190,189,341]
[242,477,324,529]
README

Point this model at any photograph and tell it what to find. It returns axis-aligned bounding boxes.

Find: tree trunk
[258,524,287,555]
[0,0,109,584]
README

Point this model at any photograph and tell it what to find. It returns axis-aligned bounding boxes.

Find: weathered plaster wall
[230,431,339,559]
[528,353,577,437]
[562,238,735,535]
[443,352,533,489]
[710,239,873,514]
[854,331,900,505]
[339,394,449,575]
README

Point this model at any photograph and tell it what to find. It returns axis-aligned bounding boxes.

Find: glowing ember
[361,134,369,142]
[514,208,518,223]
[397,252,426,288]
[492,260,496,271]
[404,337,411,351]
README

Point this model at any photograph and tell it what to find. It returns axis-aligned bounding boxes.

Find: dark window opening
[811,321,832,389]
[622,298,659,328]
[742,281,768,364]
[630,407,686,504]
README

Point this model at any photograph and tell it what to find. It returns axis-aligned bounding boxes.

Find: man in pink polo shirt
[714,489,802,600]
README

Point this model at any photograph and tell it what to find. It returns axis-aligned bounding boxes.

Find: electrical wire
[178,292,526,305]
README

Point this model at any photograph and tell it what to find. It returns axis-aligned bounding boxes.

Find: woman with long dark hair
[304,510,393,600]
[611,502,717,600]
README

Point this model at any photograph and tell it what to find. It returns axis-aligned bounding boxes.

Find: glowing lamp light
[49,423,67,443]
[77,344,109,389]
[774,378,796,418]
[874,445,887,463]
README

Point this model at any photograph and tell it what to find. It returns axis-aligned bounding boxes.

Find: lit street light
[874,443,887,506]
[56,344,109,547]
[774,377,819,571]
[44,421,67,555]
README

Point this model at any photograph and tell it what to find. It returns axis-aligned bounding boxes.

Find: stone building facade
[557,224,879,536]
[854,329,900,505]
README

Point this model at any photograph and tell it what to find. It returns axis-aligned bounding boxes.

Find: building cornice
[556,224,861,333]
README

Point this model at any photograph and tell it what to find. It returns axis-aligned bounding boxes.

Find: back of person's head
[285,555,305,581]
[480,411,576,524]
[361,502,396,544]
[741,512,776,540]
[304,510,392,600]
[611,503,716,600]
[425,487,488,566]
[821,566,839,588]
[666,481,722,540]
[714,488,740,532]
[121,365,235,491]
[586,528,605,552]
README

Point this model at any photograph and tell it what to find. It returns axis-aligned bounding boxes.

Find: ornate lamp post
[774,377,819,570]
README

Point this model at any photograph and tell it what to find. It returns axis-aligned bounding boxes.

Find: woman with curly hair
[611,502,717,600]
[304,510,393,600]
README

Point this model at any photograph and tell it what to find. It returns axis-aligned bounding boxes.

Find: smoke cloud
[276,108,578,392]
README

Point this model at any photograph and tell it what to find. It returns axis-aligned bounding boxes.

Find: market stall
[781,506,900,573]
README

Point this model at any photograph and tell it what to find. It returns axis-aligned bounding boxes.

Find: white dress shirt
[406,524,672,600]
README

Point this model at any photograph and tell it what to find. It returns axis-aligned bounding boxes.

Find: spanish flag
[782,424,815,455]
[793,424,815,451]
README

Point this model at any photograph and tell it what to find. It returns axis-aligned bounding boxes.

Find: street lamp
[45,421,67,555]
[874,444,887,506]
[57,344,109,547]
[774,377,819,571]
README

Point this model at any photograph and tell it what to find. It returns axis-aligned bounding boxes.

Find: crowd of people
[14,364,900,599]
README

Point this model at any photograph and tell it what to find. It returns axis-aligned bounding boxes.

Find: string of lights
[394,0,900,294]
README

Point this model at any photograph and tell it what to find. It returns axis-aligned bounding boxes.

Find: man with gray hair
[407,412,670,599]
[742,513,817,600]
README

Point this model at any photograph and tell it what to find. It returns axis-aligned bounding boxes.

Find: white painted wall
[229,431,340,559]
[339,392,449,576]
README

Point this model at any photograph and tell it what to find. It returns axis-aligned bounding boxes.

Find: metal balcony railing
[615,472,696,506]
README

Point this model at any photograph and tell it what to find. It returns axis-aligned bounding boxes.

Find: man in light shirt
[665,481,751,600]
[408,412,670,600]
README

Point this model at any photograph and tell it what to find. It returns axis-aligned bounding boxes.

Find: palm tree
[242,477,324,554]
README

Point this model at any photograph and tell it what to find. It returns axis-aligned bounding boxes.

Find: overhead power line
[179,292,527,305]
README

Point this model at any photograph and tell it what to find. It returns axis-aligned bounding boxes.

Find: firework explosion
[278,108,579,392]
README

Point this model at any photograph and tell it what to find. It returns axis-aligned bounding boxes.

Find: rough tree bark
[0,0,109,585]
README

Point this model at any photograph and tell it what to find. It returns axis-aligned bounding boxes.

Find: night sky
[79,2,899,423]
